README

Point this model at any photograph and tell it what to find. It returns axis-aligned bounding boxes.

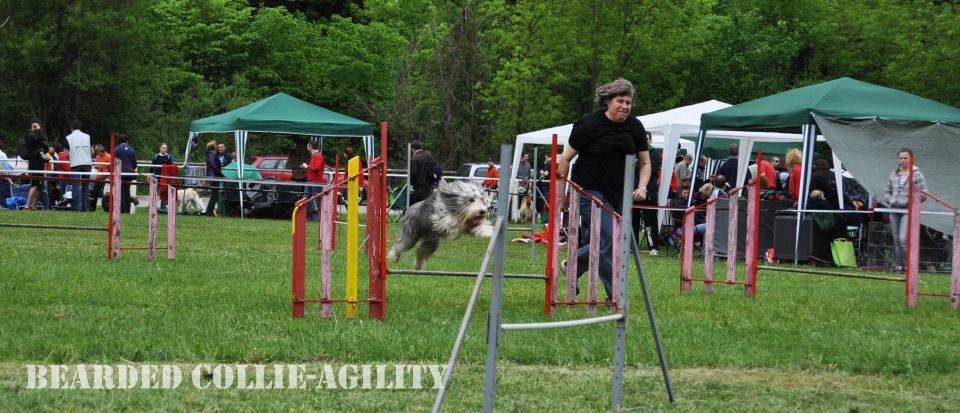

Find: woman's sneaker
[649,249,659,256]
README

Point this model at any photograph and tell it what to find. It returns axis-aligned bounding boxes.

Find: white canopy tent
[509,100,823,223]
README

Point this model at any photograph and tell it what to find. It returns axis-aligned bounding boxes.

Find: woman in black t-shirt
[24,123,50,210]
[556,78,651,301]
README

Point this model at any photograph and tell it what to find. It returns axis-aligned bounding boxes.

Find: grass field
[1,209,959,412]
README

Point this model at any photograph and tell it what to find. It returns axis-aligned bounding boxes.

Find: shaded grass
[1,209,959,411]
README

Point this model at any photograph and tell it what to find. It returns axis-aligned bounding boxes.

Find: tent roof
[190,92,373,137]
[515,100,730,144]
[701,77,960,131]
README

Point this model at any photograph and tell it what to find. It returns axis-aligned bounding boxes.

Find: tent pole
[406,142,412,212]
[658,125,679,230]
[737,139,752,188]
[236,130,246,219]
[512,142,528,221]
[793,124,817,264]
[184,132,196,168]
[832,150,845,210]
[689,130,706,208]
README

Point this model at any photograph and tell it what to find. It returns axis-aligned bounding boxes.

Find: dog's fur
[517,192,534,223]
[387,180,493,270]
[176,188,206,214]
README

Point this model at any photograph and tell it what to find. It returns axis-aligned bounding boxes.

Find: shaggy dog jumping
[387,180,494,270]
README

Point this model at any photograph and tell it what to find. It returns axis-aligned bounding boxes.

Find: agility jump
[431,144,673,412]
[290,130,645,320]
[0,135,177,261]
[678,163,761,297]
[679,153,960,308]
[290,123,388,320]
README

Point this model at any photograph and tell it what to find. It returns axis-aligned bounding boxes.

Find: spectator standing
[408,141,434,206]
[557,78,651,302]
[745,158,778,190]
[634,132,662,256]
[42,146,58,207]
[785,148,803,202]
[288,139,310,182]
[152,143,175,210]
[302,140,327,221]
[692,154,708,194]
[91,144,111,212]
[215,142,232,213]
[808,189,847,264]
[516,153,533,193]
[24,123,50,210]
[55,144,71,206]
[65,120,92,212]
[217,143,232,166]
[203,140,221,216]
[113,134,138,214]
[482,159,499,190]
[534,154,554,220]
[771,156,788,190]
[675,153,692,185]
[883,148,927,272]
[151,143,174,175]
[716,144,739,186]
[482,159,499,204]
[343,146,365,185]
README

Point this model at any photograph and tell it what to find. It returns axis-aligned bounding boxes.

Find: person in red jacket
[301,140,327,221]
[482,159,499,204]
[786,148,803,203]
[756,159,777,189]
[482,159,499,189]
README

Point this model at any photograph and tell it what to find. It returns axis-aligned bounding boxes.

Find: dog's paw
[472,224,494,238]
[387,248,398,262]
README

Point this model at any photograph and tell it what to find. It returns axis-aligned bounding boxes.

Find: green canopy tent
[186,92,374,217]
[696,77,960,261]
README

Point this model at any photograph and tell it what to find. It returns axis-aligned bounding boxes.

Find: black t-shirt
[569,111,647,207]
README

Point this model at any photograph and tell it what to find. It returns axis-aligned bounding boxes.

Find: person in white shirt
[65,120,92,212]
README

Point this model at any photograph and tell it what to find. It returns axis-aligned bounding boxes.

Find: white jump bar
[501,314,623,331]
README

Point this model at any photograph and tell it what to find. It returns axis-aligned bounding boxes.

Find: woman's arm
[915,170,928,202]
[556,145,578,208]
[634,150,651,201]
[883,173,893,205]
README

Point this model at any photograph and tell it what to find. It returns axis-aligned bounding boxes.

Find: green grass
[1,209,959,411]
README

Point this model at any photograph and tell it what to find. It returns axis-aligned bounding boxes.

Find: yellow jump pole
[346,157,360,319]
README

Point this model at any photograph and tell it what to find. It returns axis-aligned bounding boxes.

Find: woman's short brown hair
[594,78,636,110]
[206,140,217,151]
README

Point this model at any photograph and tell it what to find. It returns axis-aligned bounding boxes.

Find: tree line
[1,0,957,167]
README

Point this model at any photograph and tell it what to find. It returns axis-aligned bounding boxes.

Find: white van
[457,163,499,185]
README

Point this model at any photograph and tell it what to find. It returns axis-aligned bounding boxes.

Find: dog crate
[862,220,954,273]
